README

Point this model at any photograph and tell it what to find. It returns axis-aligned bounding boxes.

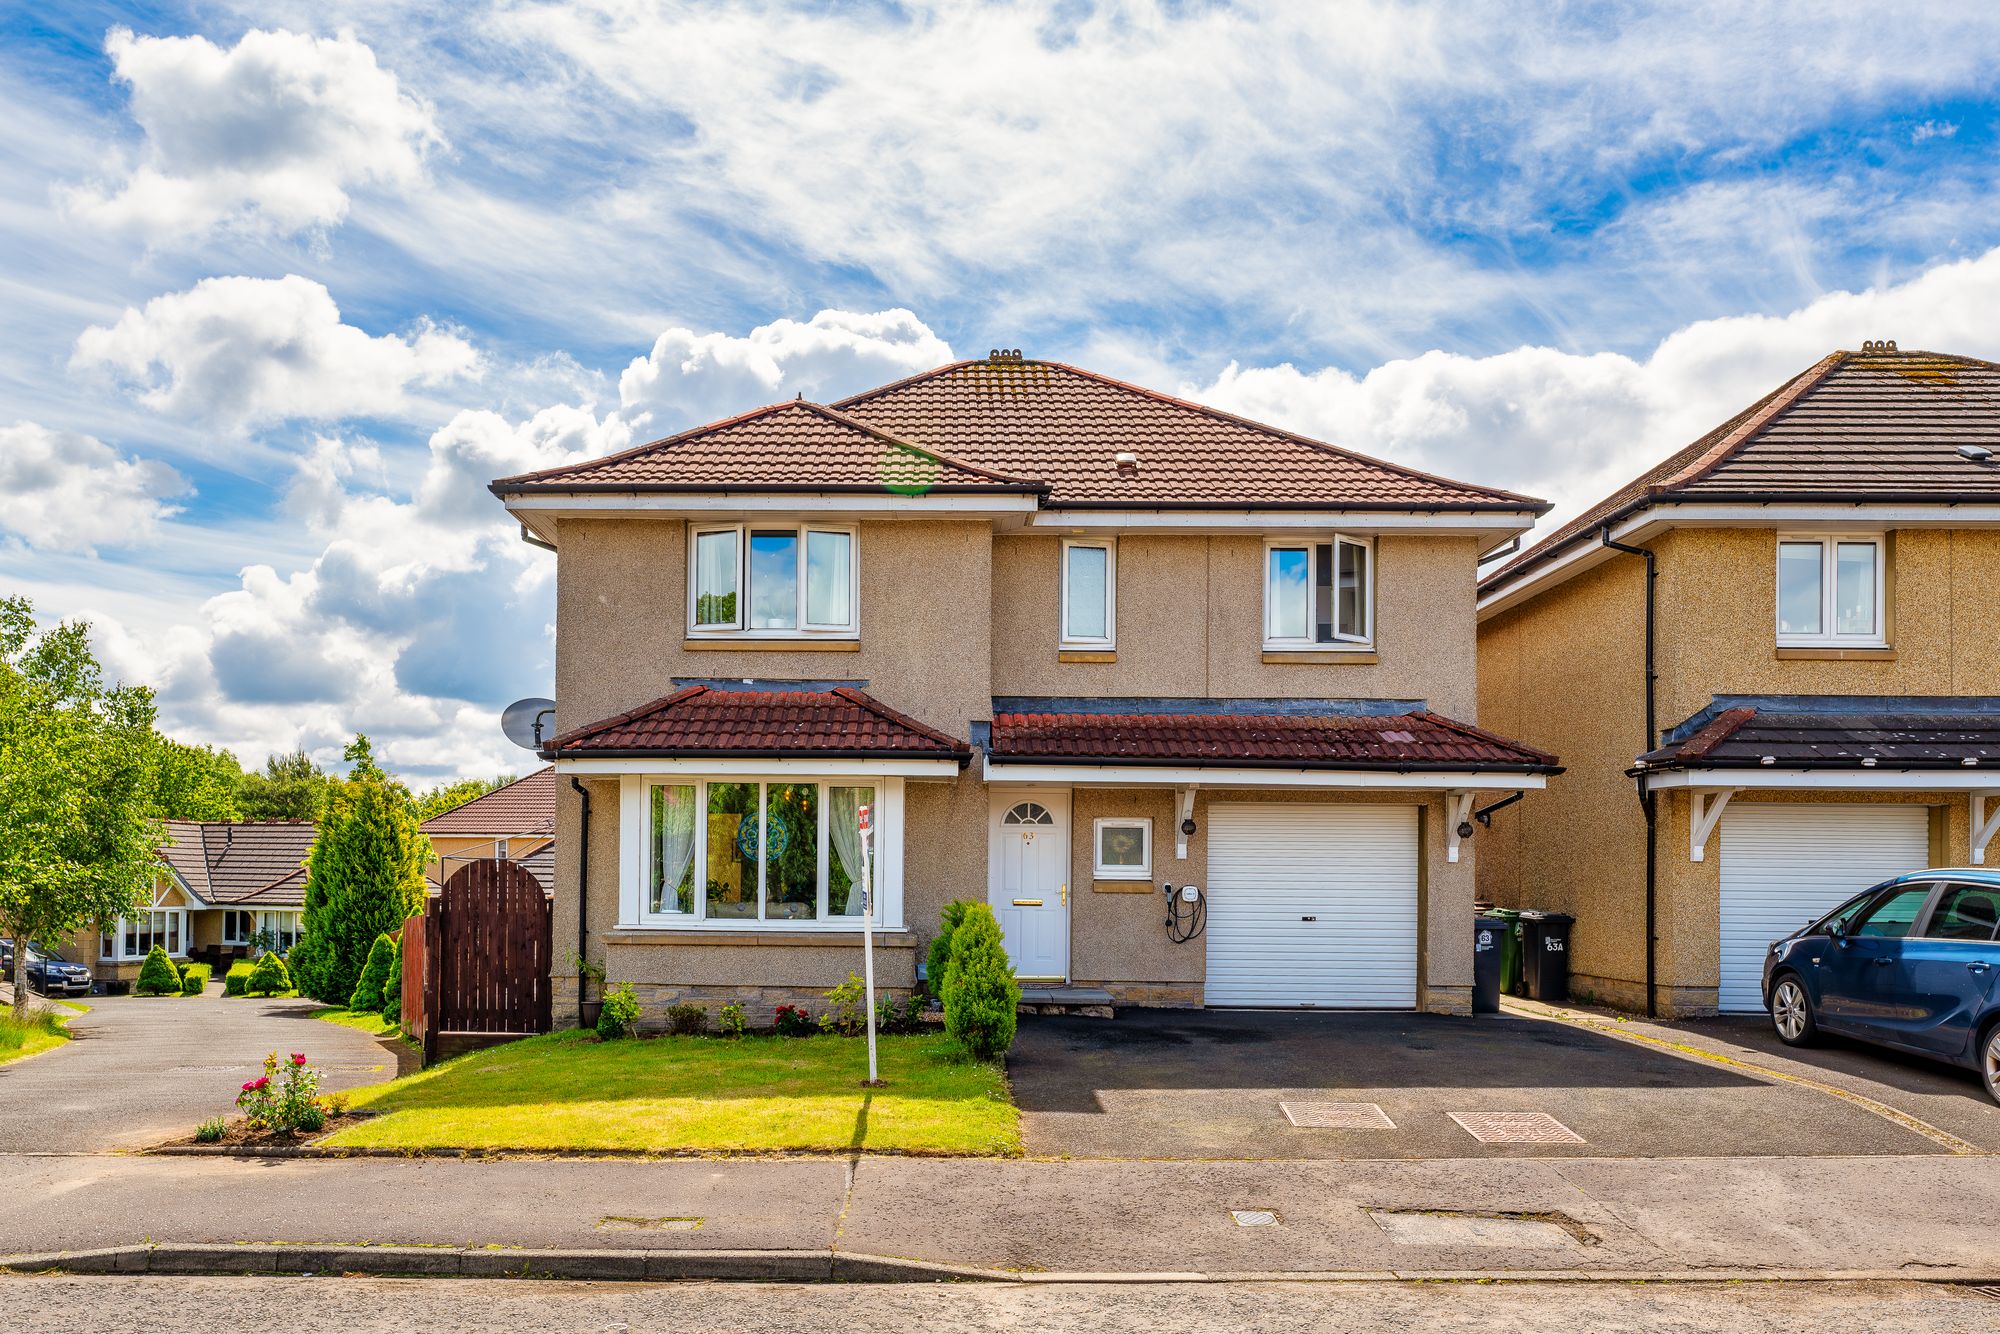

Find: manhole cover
[1448,1111,1584,1144]
[1229,1210,1280,1227]
[1367,1209,1585,1249]
[169,1066,252,1074]
[596,1216,703,1232]
[1280,1100,1395,1129]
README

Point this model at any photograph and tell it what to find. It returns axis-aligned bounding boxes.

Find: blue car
[1763,870,2000,1103]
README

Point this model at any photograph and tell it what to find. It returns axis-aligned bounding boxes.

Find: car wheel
[1770,975,1818,1047]
[1983,1025,2000,1106]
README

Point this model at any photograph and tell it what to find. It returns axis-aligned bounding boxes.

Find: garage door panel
[1717,803,1928,1013]
[1207,804,1418,1008]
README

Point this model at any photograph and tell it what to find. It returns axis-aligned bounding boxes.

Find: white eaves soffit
[1476,502,2000,622]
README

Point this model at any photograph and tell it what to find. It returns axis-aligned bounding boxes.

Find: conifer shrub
[926,900,974,996]
[939,903,1019,1059]
[244,951,293,997]
[135,945,182,996]
[381,935,403,1024]
[348,933,396,1012]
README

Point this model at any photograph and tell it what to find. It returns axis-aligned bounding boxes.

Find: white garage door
[1206,803,1419,1008]
[1717,803,1929,1012]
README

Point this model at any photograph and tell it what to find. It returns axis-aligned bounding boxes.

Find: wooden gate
[404,859,553,1065]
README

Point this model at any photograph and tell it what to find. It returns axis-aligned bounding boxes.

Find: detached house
[420,766,556,887]
[1478,345,2000,1017]
[492,353,1559,1024]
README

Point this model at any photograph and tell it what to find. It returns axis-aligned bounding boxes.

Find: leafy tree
[342,733,387,783]
[414,776,514,822]
[291,743,430,1004]
[236,750,336,822]
[348,933,396,1011]
[0,597,162,1019]
[939,904,1020,1059]
[150,738,243,821]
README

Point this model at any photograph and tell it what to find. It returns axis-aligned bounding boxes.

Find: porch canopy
[982,698,1561,862]
[1632,695,2000,862]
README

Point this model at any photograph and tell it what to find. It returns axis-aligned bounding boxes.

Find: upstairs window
[1777,535,1883,646]
[689,524,858,637]
[1264,536,1372,649]
[1061,539,1115,648]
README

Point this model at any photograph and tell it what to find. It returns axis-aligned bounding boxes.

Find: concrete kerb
[5,1246,2000,1286]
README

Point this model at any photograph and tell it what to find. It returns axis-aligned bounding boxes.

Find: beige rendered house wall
[427,834,553,884]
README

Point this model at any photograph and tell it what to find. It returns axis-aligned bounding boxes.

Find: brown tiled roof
[1639,699,2000,771]
[421,766,556,836]
[988,709,1559,771]
[159,821,317,908]
[491,399,1044,495]
[1484,347,2000,596]
[544,685,971,762]
[835,359,1544,510]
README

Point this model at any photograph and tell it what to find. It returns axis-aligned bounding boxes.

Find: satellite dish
[501,697,557,751]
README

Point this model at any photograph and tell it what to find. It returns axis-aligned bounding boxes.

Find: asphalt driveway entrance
[1008,1008,1959,1159]
[0,991,395,1152]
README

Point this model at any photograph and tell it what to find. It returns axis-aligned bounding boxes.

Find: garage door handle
[1301,915,1317,922]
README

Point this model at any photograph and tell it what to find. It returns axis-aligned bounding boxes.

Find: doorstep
[1018,986,1116,1019]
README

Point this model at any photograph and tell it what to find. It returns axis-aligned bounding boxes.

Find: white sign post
[858,803,881,1086]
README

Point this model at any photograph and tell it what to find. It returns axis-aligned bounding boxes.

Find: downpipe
[1600,526,1660,1018]
[569,775,591,1029]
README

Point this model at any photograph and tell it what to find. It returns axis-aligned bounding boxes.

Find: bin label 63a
[1544,938,1565,951]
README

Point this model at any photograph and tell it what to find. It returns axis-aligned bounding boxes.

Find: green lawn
[322,1030,1020,1156]
[312,1006,400,1037]
[0,1004,79,1066]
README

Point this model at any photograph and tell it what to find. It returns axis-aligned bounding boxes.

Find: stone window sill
[682,638,861,653]
[1262,650,1379,665]
[1091,880,1156,895]
[1058,649,1117,663]
[606,928,914,947]
[1774,646,1896,661]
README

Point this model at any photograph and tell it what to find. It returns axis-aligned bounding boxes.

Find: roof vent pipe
[1958,444,1995,463]
[1114,450,1139,471]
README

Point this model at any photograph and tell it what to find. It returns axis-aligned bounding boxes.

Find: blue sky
[3,1,1999,781]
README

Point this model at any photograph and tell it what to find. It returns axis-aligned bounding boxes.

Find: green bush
[222,960,255,997]
[875,992,926,1035]
[718,1002,746,1038]
[597,982,640,1039]
[179,962,213,996]
[244,952,293,997]
[818,973,867,1036]
[926,900,974,997]
[135,945,183,996]
[347,933,395,1012]
[772,1003,814,1036]
[194,1117,226,1143]
[381,935,403,1025]
[939,903,1019,1059]
[665,1002,708,1036]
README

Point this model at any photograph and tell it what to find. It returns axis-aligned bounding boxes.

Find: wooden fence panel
[399,909,427,1044]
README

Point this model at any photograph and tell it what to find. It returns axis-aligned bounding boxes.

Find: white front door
[989,791,1070,981]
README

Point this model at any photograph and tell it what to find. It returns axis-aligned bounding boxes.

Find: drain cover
[1280,1100,1395,1129]
[1368,1209,1583,1249]
[596,1216,702,1232]
[1448,1111,1584,1144]
[1229,1210,1280,1227]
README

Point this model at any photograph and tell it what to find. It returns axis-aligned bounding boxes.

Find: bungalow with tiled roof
[493,351,1560,1026]
[1478,344,2000,1017]
[420,766,557,887]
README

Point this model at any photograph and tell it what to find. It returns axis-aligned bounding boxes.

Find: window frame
[628,775,894,931]
[1775,532,1886,647]
[1092,816,1153,881]
[1263,534,1374,650]
[687,522,859,640]
[221,909,251,946]
[1059,537,1117,649]
[1916,881,2000,941]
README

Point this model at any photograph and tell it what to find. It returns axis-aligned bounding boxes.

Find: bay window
[626,776,896,929]
[100,908,186,962]
[1777,534,1884,646]
[1265,536,1372,649]
[689,523,858,637]
[1061,539,1115,648]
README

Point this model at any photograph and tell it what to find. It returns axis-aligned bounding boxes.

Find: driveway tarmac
[1007,1007,1965,1159]
[0,991,396,1152]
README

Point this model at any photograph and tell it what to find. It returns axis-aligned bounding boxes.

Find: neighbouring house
[420,766,556,886]
[491,351,1560,1026]
[48,820,316,990]
[1477,344,2000,1017]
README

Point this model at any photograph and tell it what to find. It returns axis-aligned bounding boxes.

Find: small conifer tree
[939,903,1019,1059]
[134,944,182,996]
[348,933,396,1011]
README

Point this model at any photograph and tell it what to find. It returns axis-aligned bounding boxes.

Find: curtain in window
[828,785,872,917]
[651,784,697,914]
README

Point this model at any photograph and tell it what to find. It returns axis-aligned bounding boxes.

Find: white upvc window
[622,776,903,930]
[254,911,302,955]
[688,523,858,638]
[1264,535,1373,649]
[100,909,187,962]
[221,910,252,946]
[1060,538,1116,649]
[1092,817,1152,880]
[494,838,510,861]
[1776,534,1885,646]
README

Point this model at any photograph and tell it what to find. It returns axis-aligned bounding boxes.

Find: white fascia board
[1640,768,2000,791]
[557,756,963,778]
[982,756,1547,790]
[1035,509,1537,538]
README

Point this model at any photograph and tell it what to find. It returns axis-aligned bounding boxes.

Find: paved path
[2,1275,1991,1333]
[0,991,396,1152]
[4,1151,1997,1278]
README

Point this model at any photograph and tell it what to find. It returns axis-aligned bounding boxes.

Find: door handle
[1060,882,1068,907]
[1872,957,1894,966]
[1012,899,1043,907]
[1971,962,1992,974]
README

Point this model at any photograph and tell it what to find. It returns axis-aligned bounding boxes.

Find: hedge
[179,962,213,996]
[222,960,255,997]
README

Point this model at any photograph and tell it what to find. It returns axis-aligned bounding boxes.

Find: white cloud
[64,26,441,239]
[1188,247,2000,529]
[617,308,952,434]
[0,422,188,554]
[71,274,480,435]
